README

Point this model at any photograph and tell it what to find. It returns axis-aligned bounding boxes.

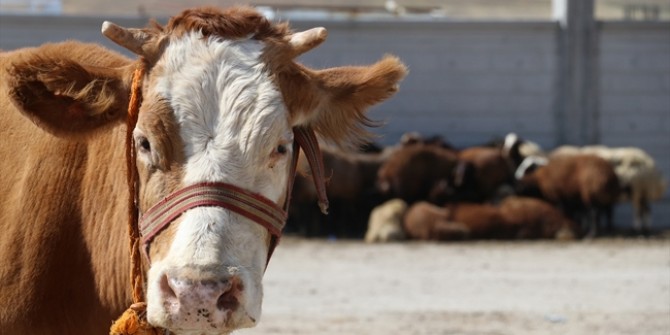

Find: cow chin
[145,261,262,334]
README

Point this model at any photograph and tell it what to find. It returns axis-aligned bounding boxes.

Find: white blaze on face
[145,32,293,331]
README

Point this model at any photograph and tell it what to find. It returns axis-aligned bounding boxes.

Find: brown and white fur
[0,6,406,335]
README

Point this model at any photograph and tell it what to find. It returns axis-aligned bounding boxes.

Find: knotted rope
[110,62,165,335]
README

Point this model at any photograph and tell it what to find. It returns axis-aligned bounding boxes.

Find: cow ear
[7,56,132,137]
[284,55,407,146]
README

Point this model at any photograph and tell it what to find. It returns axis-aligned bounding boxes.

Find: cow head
[108,7,405,333]
[8,7,406,335]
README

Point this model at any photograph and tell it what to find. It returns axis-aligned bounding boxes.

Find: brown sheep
[403,202,504,240]
[456,146,515,202]
[516,154,620,236]
[376,143,459,204]
[379,132,515,204]
[403,197,577,241]
[287,145,393,237]
[498,196,577,240]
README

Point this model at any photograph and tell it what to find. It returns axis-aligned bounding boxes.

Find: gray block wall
[598,22,670,227]
[1,14,668,229]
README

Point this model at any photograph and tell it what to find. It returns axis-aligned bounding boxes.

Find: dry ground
[239,236,670,335]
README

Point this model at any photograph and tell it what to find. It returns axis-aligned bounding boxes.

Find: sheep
[399,131,456,150]
[364,198,408,243]
[551,145,667,234]
[287,144,394,238]
[402,196,577,241]
[498,196,577,240]
[456,146,516,203]
[403,202,489,241]
[515,153,620,237]
[376,143,460,204]
[501,132,546,168]
[377,134,516,205]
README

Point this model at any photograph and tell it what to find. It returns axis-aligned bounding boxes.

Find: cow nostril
[160,273,177,299]
[216,289,239,311]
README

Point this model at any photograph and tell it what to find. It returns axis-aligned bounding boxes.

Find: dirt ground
[238,236,670,335]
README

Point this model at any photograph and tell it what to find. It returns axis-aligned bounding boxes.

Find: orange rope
[126,63,145,304]
[110,61,164,335]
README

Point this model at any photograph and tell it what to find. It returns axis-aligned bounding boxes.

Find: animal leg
[640,197,651,236]
[584,209,598,239]
[604,205,614,235]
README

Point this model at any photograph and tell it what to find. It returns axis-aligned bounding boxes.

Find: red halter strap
[139,182,287,246]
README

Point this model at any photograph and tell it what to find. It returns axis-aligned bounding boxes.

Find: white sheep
[551,145,667,233]
[365,198,408,243]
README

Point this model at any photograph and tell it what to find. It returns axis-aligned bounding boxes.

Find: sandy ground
[238,236,670,335]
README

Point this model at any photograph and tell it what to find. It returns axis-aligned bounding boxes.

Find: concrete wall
[597,21,670,226]
[291,20,561,150]
[1,15,668,228]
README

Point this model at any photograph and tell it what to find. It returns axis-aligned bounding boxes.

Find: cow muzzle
[148,266,256,332]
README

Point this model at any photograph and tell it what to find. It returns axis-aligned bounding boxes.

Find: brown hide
[403,197,576,241]
[457,147,514,202]
[403,202,504,240]
[288,145,391,237]
[519,154,620,211]
[0,7,407,334]
[377,144,459,204]
[0,43,132,334]
[498,196,577,240]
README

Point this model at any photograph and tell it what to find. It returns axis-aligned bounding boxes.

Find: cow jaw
[139,32,292,333]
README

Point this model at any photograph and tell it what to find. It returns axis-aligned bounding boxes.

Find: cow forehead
[146,31,291,191]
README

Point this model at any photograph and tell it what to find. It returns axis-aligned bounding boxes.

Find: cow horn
[288,27,327,57]
[102,21,154,56]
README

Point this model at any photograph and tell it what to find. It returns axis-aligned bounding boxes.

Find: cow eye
[137,137,151,153]
[276,144,287,155]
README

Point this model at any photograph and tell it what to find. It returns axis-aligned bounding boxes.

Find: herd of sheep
[284,132,667,243]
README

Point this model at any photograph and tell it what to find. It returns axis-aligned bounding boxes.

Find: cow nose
[160,272,242,326]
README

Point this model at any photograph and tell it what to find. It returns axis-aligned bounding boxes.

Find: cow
[0,6,406,335]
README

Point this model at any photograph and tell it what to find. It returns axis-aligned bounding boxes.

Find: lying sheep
[365,198,408,243]
[515,154,620,237]
[551,145,667,233]
[498,196,577,240]
[403,202,488,241]
[402,196,577,241]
